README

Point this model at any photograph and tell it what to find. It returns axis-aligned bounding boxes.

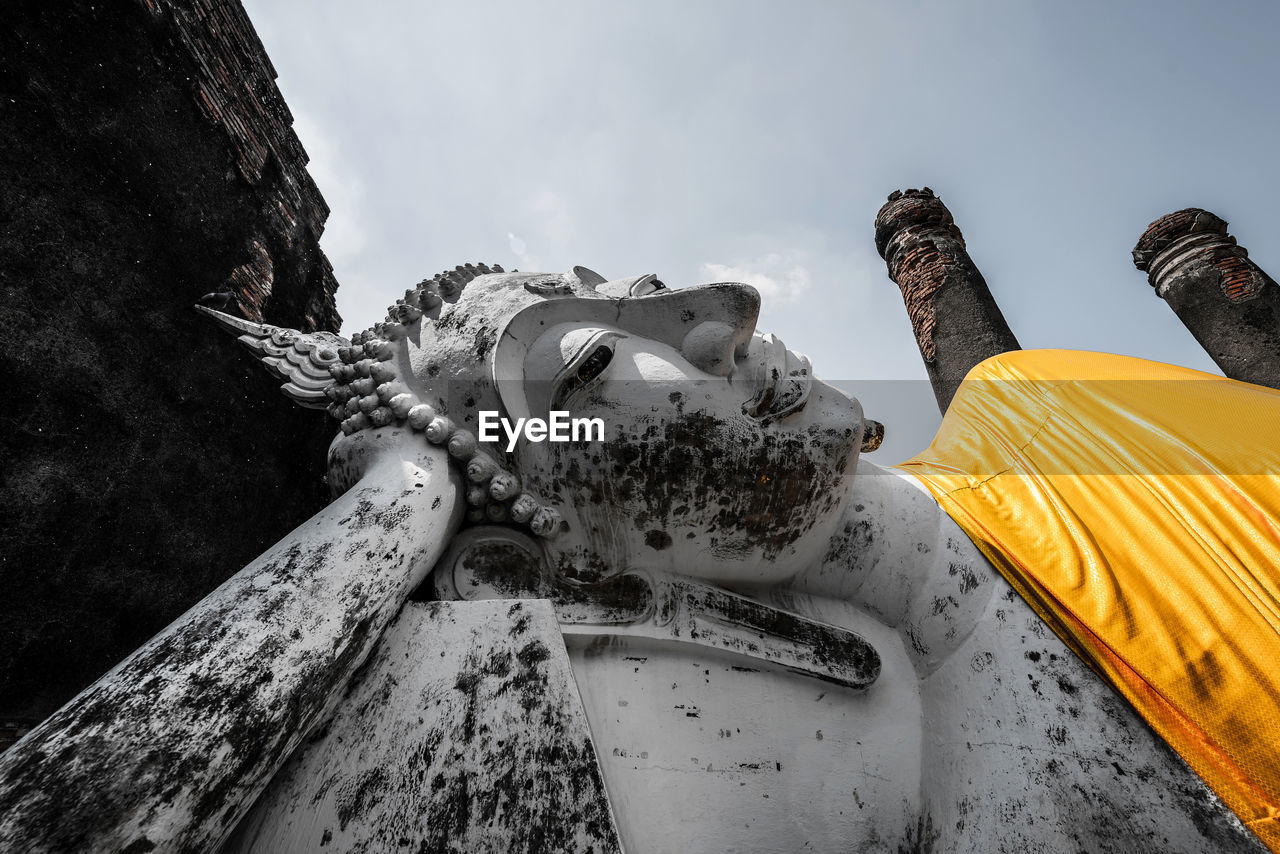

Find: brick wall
[0,0,344,730]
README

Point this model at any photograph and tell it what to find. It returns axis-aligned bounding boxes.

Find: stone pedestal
[1132,208,1280,389]
[875,188,1020,412]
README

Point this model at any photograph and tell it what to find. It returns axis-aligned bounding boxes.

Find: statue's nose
[675,283,761,376]
[699,282,762,343]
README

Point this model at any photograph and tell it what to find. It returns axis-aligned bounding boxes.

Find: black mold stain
[947,561,981,595]
[335,767,390,831]
[644,530,673,551]
[545,410,852,568]
[898,812,939,854]
[907,623,930,657]
[406,611,618,852]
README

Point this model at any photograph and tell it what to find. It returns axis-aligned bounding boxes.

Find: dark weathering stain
[410,613,620,852]
[338,492,415,534]
[823,517,881,572]
[947,561,981,595]
[906,623,930,657]
[898,812,939,854]
[644,530,673,550]
[335,767,390,831]
[553,411,851,563]
[473,325,495,360]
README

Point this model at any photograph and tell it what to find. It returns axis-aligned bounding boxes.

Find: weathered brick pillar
[875,188,1021,412]
[1132,209,1280,389]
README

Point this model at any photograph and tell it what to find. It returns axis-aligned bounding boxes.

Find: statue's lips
[742,333,812,419]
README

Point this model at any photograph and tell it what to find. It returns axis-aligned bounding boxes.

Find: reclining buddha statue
[0,262,1276,853]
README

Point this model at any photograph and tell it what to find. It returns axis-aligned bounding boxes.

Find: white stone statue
[0,264,1266,853]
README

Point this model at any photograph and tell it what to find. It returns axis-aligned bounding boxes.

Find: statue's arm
[0,431,462,853]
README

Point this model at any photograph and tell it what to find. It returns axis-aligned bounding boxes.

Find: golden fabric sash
[896,350,1280,850]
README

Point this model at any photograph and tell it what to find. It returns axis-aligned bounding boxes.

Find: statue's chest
[562,601,925,854]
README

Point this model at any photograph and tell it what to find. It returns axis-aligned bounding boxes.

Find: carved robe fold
[898,349,1280,851]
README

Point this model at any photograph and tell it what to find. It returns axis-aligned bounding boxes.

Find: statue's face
[394,269,864,586]
[494,277,865,586]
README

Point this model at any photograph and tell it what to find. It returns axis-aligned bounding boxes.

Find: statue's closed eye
[576,345,612,384]
[552,334,620,409]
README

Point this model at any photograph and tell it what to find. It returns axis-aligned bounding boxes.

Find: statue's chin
[524,397,864,586]
[542,468,859,590]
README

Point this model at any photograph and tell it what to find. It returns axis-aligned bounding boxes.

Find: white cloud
[698,253,811,304]
[504,191,576,272]
[506,230,543,271]
[530,190,574,250]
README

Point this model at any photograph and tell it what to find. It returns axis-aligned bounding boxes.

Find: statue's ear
[430,525,552,602]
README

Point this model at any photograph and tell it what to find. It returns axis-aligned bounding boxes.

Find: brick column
[875,188,1021,412]
[1133,208,1280,389]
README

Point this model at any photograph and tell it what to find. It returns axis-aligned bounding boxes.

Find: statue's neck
[787,458,1000,674]
[788,459,943,613]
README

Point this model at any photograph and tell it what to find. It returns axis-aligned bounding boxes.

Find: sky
[242,0,1280,461]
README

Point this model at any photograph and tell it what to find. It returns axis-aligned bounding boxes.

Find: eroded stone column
[875,188,1021,412]
[1132,208,1280,389]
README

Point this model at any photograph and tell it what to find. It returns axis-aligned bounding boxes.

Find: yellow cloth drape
[896,350,1280,851]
